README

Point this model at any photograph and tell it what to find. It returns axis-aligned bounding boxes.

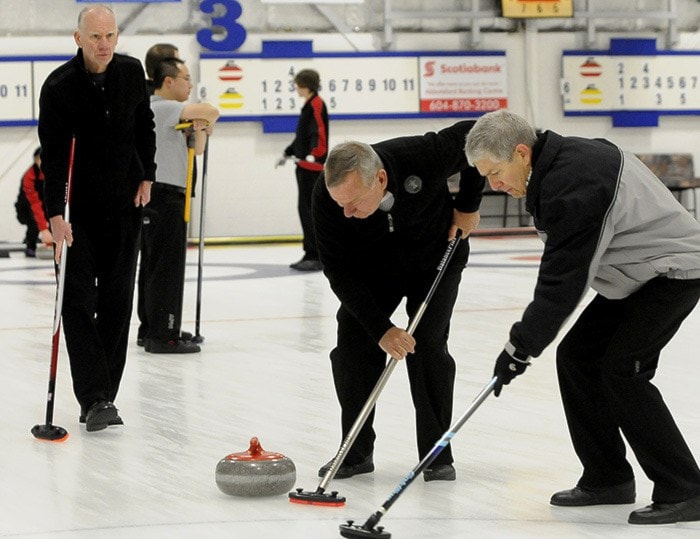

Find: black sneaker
[145,338,201,354]
[423,464,456,482]
[84,401,119,432]
[136,336,145,347]
[317,456,374,479]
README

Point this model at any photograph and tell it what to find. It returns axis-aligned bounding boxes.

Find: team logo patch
[404,175,422,194]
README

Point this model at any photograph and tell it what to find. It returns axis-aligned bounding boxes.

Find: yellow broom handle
[176,122,196,223]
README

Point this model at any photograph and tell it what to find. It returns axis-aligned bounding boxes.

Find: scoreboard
[1,47,508,130]
[561,39,700,127]
[199,44,507,131]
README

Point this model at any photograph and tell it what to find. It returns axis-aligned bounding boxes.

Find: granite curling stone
[215,437,296,497]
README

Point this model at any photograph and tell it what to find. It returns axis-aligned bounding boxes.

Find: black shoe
[423,464,456,482]
[145,338,201,354]
[139,331,190,347]
[290,258,323,272]
[25,248,36,258]
[79,413,123,426]
[317,456,374,479]
[628,494,700,525]
[84,401,119,432]
[550,481,636,507]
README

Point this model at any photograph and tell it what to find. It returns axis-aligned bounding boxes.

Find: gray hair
[78,4,115,30]
[465,110,537,165]
[324,141,383,189]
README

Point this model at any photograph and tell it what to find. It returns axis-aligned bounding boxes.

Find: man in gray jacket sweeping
[466,109,700,526]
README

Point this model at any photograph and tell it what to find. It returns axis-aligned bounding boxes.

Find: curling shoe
[318,456,374,479]
[290,258,323,272]
[139,331,192,347]
[550,480,635,507]
[145,338,201,354]
[423,464,456,482]
[628,494,700,525]
[79,413,123,426]
[84,401,119,432]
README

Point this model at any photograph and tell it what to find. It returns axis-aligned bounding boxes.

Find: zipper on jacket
[387,212,394,232]
[101,86,111,120]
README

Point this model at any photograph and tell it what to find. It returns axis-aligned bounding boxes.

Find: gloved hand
[493,342,531,397]
[275,155,288,168]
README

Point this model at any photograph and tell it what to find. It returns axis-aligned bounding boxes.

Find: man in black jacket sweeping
[39,4,156,432]
[312,121,482,481]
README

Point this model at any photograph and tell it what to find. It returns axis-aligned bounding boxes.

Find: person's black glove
[493,342,531,397]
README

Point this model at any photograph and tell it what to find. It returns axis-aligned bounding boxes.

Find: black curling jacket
[285,92,328,173]
[39,49,156,223]
[312,121,483,342]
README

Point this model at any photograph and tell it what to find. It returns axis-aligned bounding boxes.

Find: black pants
[16,207,39,251]
[557,277,700,503]
[61,210,141,412]
[138,184,187,342]
[330,242,469,465]
[295,167,320,259]
[23,219,39,251]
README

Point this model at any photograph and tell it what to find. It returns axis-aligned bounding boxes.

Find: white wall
[1,28,699,242]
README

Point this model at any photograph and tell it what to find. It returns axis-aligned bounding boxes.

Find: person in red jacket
[14,147,53,257]
[278,69,329,271]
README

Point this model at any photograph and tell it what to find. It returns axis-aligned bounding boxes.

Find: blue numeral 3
[197,0,247,51]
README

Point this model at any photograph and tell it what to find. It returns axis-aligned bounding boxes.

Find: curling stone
[215,437,296,497]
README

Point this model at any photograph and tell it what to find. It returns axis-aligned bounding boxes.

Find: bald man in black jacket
[39,4,155,432]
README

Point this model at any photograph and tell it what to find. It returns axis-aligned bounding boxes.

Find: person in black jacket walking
[465,109,700,525]
[278,69,328,271]
[38,4,156,432]
[312,121,482,481]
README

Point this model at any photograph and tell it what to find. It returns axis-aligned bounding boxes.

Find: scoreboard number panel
[0,61,33,122]
[562,55,700,112]
[199,57,420,116]
[561,39,700,126]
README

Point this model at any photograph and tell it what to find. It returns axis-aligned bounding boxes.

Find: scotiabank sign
[419,55,507,113]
